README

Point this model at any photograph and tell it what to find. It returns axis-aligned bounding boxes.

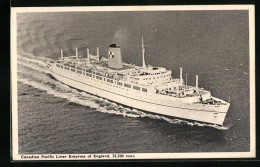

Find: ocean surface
[16,11,250,154]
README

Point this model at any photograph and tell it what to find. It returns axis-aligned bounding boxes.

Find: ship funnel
[196,75,199,90]
[97,47,99,62]
[108,44,123,69]
[76,48,78,59]
[87,48,90,62]
[180,67,183,84]
[60,49,63,60]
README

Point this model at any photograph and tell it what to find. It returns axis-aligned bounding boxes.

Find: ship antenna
[142,37,146,68]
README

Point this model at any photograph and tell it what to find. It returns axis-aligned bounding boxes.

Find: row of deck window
[143,75,168,80]
[107,79,113,83]
[77,70,82,74]
[56,64,148,92]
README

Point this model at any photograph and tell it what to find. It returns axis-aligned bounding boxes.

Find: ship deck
[161,87,209,98]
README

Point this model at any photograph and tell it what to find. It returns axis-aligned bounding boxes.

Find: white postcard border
[11,5,255,160]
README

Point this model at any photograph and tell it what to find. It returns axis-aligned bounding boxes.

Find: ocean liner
[46,38,230,125]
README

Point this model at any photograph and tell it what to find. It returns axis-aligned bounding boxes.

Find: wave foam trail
[18,77,100,109]
[18,61,49,74]
[17,54,53,75]
[18,54,50,67]
[17,55,229,130]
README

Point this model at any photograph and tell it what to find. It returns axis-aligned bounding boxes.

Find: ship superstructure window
[77,67,83,71]
[86,73,92,77]
[117,82,122,86]
[142,88,147,92]
[96,76,102,80]
[133,86,140,90]
[107,79,113,83]
[77,70,82,74]
[124,84,131,88]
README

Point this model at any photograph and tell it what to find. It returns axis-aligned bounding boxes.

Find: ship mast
[186,73,188,87]
[87,48,90,62]
[76,48,78,59]
[196,75,199,90]
[141,37,146,68]
[180,67,183,85]
[60,49,63,60]
[96,47,99,62]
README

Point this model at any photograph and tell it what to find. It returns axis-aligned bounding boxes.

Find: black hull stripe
[51,70,227,114]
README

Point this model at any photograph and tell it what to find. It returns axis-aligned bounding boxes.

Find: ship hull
[48,66,229,125]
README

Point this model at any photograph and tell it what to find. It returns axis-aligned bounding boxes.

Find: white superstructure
[46,39,230,125]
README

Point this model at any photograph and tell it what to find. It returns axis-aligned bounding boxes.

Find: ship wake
[16,54,230,130]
